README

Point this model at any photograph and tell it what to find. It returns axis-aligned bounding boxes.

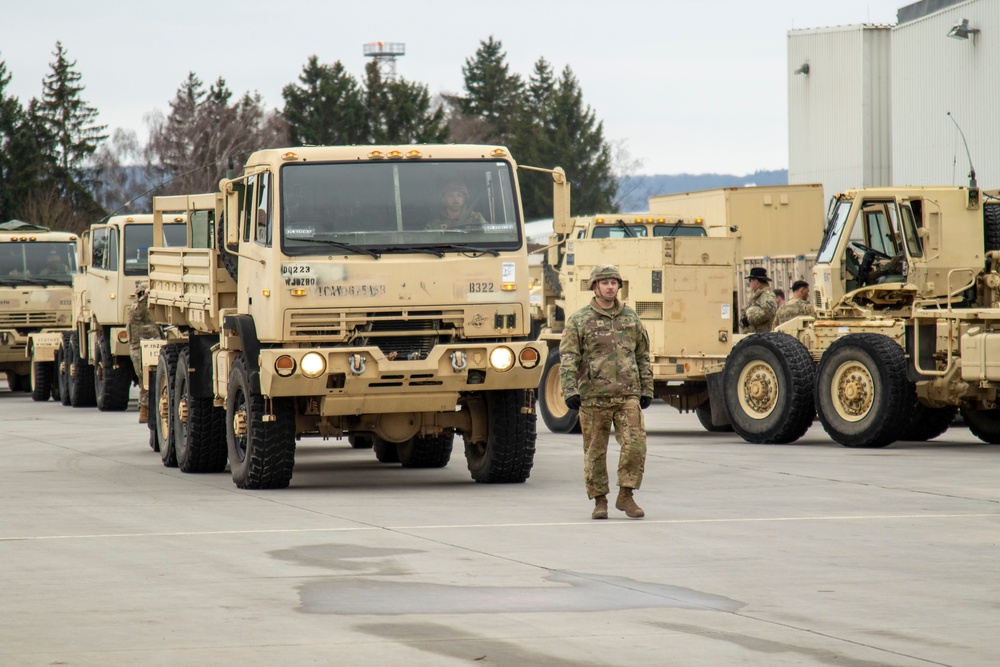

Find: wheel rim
[737,360,779,419]
[544,363,569,419]
[830,360,875,422]
[157,373,171,437]
[177,375,189,446]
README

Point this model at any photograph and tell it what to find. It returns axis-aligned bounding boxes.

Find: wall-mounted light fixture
[794,63,810,76]
[947,18,979,41]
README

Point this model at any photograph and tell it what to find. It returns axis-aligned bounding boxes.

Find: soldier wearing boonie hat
[739,267,778,334]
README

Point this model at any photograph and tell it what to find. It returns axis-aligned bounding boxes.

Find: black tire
[147,363,158,451]
[31,362,54,402]
[94,330,131,411]
[154,345,180,466]
[695,400,733,433]
[348,435,373,449]
[6,372,20,392]
[815,334,915,448]
[398,433,454,468]
[537,347,580,433]
[226,357,296,489]
[58,332,72,406]
[464,389,536,483]
[722,333,816,444]
[173,349,227,473]
[984,203,1000,252]
[67,332,96,407]
[217,217,239,281]
[373,437,400,463]
[899,403,957,442]
[960,406,1000,445]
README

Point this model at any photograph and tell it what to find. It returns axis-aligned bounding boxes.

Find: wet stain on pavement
[273,544,744,615]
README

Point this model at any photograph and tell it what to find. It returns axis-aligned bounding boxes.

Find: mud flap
[705,370,731,428]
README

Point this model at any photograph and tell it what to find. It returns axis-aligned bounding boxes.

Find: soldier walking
[775,280,818,326]
[739,267,778,333]
[560,265,654,520]
[128,284,162,423]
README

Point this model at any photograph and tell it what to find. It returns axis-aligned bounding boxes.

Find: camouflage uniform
[127,291,161,409]
[868,252,905,282]
[775,296,817,326]
[740,287,778,334]
[560,296,653,499]
[425,208,487,230]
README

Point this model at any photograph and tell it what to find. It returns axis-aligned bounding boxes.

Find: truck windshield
[124,223,187,275]
[280,160,522,256]
[817,199,853,264]
[0,242,78,286]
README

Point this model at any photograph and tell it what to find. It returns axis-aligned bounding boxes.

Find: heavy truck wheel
[537,348,580,434]
[373,438,400,463]
[348,435,373,449]
[31,362,54,402]
[226,357,296,489]
[58,332,72,406]
[398,433,454,468]
[899,403,957,442]
[155,345,180,466]
[464,389,536,483]
[722,333,815,444]
[695,400,733,433]
[173,349,227,473]
[67,332,96,407]
[815,334,914,448]
[94,331,131,411]
[960,406,1000,445]
[984,202,1000,252]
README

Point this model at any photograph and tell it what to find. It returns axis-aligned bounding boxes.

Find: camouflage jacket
[740,287,778,334]
[425,208,487,230]
[127,298,161,352]
[775,297,817,326]
[559,297,653,406]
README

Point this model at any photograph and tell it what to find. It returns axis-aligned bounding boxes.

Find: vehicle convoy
[717,185,1000,448]
[57,214,186,410]
[0,220,77,400]
[145,145,553,489]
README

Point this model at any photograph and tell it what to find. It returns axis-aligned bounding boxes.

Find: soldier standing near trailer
[127,284,161,423]
[559,264,654,520]
[775,280,817,326]
[739,267,778,334]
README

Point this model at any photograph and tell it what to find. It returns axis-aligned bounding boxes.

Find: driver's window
[863,209,896,256]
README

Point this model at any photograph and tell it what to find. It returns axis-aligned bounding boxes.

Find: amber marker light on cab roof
[490,148,507,157]
[368,150,385,159]
[406,149,422,159]
[282,151,298,160]
[596,217,605,223]
[387,150,403,159]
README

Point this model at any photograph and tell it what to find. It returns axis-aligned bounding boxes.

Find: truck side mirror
[225,184,240,249]
[552,167,571,235]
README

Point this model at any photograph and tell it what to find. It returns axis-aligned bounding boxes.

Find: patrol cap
[589,264,623,289]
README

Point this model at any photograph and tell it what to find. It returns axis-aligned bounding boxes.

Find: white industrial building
[788,0,1000,200]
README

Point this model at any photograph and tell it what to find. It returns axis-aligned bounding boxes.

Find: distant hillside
[616,169,788,212]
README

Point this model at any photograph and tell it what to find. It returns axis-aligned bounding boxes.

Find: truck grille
[287,308,461,360]
[635,301,663,320]
[0,312,60,327]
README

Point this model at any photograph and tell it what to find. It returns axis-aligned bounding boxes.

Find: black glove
[740,314,749,328]
[639,396,652,410]
[565,394,581,411]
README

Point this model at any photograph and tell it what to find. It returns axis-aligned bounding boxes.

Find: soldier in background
[739,267,778,333]
[774,288,785,308]
[559,264,654,520]
[775,280,818,326]
[128,284,161,423]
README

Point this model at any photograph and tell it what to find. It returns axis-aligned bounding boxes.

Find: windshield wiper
[373,246,444,258]
[420,244,500,257]
[292,237,381,259]
[615,219,636,238]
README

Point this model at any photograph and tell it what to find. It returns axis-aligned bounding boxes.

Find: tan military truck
[58,214,187,409]
[718,185,1000,448]
[145,145,553,488]
[0,221,77,400]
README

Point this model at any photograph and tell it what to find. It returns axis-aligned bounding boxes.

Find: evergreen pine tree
[282,56,368,145]
[364,62,447,144]
[460,36,523,143]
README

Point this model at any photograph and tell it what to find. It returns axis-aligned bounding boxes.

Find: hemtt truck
[718,186,1000,448]
[0,221,77,399]
[58,214,187,409]
[146,145,552,489]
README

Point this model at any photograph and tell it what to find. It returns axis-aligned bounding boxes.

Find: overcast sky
[2,0,904,176]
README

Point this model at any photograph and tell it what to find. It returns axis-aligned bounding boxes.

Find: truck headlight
[300,352,326,378]
[489,346,515,372]
[275,355,296,377]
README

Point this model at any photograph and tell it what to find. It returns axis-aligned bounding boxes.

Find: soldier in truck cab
[426,180,486,230]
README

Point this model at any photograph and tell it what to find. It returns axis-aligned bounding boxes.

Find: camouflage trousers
[579,397,647,499]
[130,348,147,408]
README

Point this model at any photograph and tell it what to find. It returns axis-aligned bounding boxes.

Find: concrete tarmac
[1,383,997,666]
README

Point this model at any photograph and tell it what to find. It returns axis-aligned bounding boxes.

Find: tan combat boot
[592,495,608,520]
[138,404,149,424]
[615,487,645,518]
